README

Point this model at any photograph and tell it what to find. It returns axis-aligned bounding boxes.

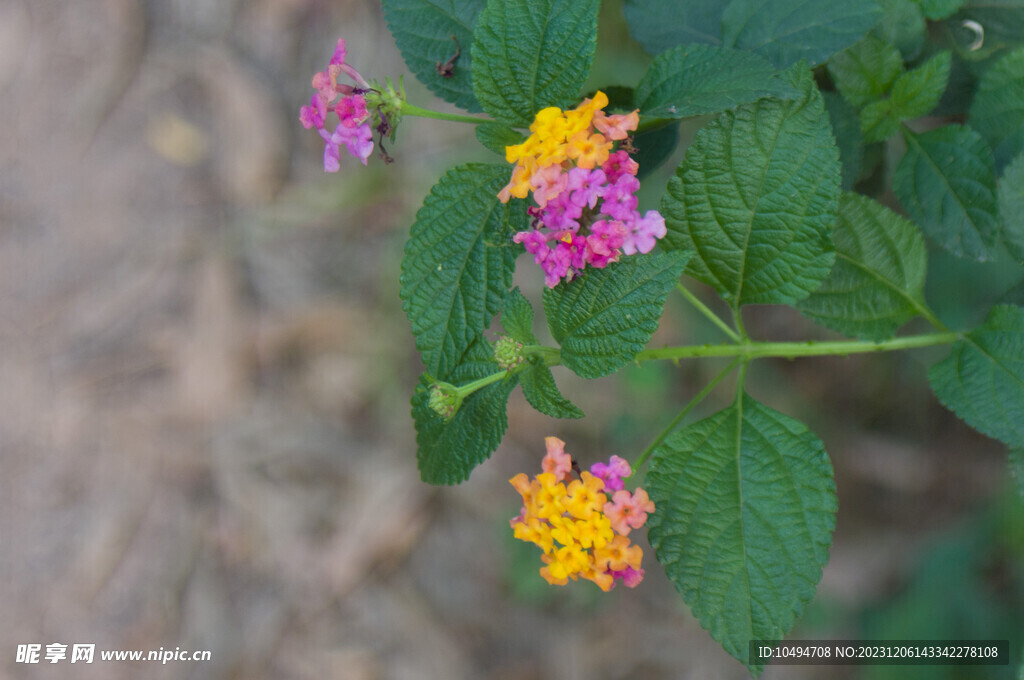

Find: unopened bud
[428,381,462,420]
[494,336,525,371]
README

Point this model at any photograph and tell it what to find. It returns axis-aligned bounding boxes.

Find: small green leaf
[471,0,599,127]
[823,91,864,189]
[475,123,526,157]
[828,35,905,109]
[400,163,526,378]
[917,0,964,20]
[798,192,929,340]
[860,98,901,142]
[929,304,1024,448]
[1010,448,1024,500]
[661,66,840,307]
[622,0,726,55]
[874,0,926,59]
[647,395,837,674]
[543,251,690,379]
[500,287,538,344]
[1000,152,1024,262]
[412,341,517,485]
[722,0,883,68]
[893,125,1000,261]
[382,0,485,112]
[891,51,952,119]
[634,44,795,119]
[520,363,584,419]
[970,47,1024,164]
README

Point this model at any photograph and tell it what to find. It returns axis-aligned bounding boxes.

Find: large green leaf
[1001,152,1024,262]
[722,0,883,67]
[412,340,517,484]
[382,0,486,112]
[400,163,526,378]
[634,44,795,119]
[970,47,1024,166]
[893,125,1000,261]
[543,251,690,379]
[475,123,525,157]
[471,0,599,127]
[929,304,1024,448]
[823,91,865,190]
[647,394,837,674]
[622,0,726,55]
[798,192,929,340]
[661,66,840,307]
[828,34,904,109]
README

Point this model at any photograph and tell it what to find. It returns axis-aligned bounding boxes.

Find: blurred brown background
[0,1,1018,679]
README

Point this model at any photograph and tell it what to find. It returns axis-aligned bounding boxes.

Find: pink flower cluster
[513,149,667,287]
[299,39,374,169]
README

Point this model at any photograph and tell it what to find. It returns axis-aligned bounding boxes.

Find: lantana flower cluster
[510,437,655,591]
[299,39,376,169]
[499,91,667,287]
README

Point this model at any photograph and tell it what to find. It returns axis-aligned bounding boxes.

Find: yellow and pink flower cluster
[509,437,655,591]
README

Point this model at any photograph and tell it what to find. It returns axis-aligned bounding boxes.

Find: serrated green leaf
[828,35,905,109]
[412,340,517,484]
[1000,152,1024,262]
[1010,448,1024,500]
[929,304,1024,448]
[471,0,599,127]
[500,287,538,344]
[722,0,883,68]
[917,0,965,20]
[543,251,690,379]
[970,47,1024,162]
[634,44,795,119]
[798,192,929,340]
[622,0,726,55]
[860,98,901,142]
[661,66,840,307]
[874,0,926,58]
[647,395,837,674]
[893,125,1000,261]
[382,0,485,112]
[400,163,526,378]
[891,51,952,119]
[520,363,584,419]
[823,91,864,189]
[475,123,526,157]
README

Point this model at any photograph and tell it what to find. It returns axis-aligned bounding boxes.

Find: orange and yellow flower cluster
[509,437,655,591]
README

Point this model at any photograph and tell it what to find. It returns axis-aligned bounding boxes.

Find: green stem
[677,283,741,343]
[400,101,494,126]
[632,357,743,475]
[732,306,749,341]
[636,331,960,362]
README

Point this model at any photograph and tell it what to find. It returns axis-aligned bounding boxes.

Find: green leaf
[520,363,584,419]
[1000,152,1024,262]
[828,35,904,109]
[1010,448,1024,500]
[647,395,837,674]
[633,123,680,180]
[500,287,538,344]
[917,0,965,20]
[634,44,795,119]
[412,340,517,484]
[471,0,599,127]
[860,98,901,142]
[661,66,840,307]
[874,0,926,59]
[893,125,1000,261]
[400,163,526,378]
[382,0,485,112]
[891,51,952,119]
[722,0,883,68]
[798,192,929,340]
[970,47,1024,164]
[475,123,526,157]
[543,251,690,379]
[823,91,864,189]
[622,0,726,55]
[929,304,1024,448]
